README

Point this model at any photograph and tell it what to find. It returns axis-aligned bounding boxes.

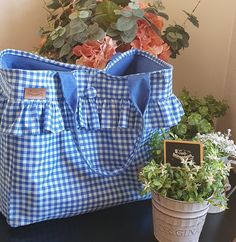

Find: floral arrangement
[196,130,236,159]
[140,131,232,208]
[171,89,229,139]
[38,0,201,68]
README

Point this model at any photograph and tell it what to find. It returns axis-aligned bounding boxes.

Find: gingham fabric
[0,49,184,227]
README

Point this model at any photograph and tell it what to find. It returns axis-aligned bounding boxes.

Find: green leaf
[166,32,178,43]
[197,119,212,133]
[112,0,130,7]
[188,113,202,125]
[73,32,88,43]
[74,0,96,9]
[116,16,137,31]
[183,10,199,28]
[59,43,71,58]
[94,0,120,30]
[50,27,66,40]
[88,26,105,40]
[176,123,187,136]
[69,12,79,20]
[79,10,91,19]
[69,18,87,35]
[106,26,120,37]
[199,106,209,116]
[176,33,183,40]
[47,0,61,9]
[114,9,132,17]
[132,9,144,18]
[128,2,139,10]
[158,12,169,20]
[120,24,137,42]
[53,37,65,48]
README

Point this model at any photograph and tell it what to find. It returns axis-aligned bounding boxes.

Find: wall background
[0,0,236,137]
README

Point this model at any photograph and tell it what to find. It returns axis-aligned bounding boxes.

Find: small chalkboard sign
[164,140,203,167]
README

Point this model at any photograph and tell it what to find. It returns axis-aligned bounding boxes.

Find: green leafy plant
[140,131,231,208]
[171,89,229,139]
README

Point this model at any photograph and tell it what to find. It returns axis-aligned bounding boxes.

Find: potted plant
[196,130,236,213]
[171,89,229,139]
[140,132,231,242]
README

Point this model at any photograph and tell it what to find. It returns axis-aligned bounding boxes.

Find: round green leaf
[188,113,202,125]
[69,12,79,20]
[166,32,177,43]
[197,119,212,133]
[176,32,183,39]
[199,106,209,116]
[106,26,120,37]
[69,19,87,35]
[176,123,187,136]
[132,9,144,18]
[53,37,65,48]
[116,16,136,31]
[79,10,90,19]
[59,43,71,58]
[94,0,120,30]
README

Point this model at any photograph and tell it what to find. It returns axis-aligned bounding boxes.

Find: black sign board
[164,140,203,167]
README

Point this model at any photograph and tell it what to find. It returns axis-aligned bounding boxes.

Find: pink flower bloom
[138,0,150,9]
[73,36,117,69]
[131,13,170,61]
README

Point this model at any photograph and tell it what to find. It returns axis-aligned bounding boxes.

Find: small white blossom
[197,130,236,157]
[207,154,219,161]
[181,157,189,166]
[188,159,195,166]
[207,174,215,185]
[189,173,194,180]
[143,181,151,190]
[194,165,201,172]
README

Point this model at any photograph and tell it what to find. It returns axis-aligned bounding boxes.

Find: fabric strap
[58,71,150,176]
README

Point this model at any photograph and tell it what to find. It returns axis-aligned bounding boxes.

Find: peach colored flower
[138,0,151,9]
[73,36,117,69]
[39,37,47,48]
[131,13,170,60]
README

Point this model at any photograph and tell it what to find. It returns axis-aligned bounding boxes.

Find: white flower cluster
[196,129,236,157]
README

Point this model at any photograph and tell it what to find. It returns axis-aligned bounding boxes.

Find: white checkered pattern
[0,49,184,227]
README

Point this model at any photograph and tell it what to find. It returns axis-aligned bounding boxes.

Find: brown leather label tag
[24,88,46,100]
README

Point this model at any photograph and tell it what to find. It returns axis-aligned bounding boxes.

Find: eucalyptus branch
[42,0,54,17]
[183,0,201,27]
[143,16,161,36]
[58,0,66,12]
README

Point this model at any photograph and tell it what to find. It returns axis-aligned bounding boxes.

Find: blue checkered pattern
[0,49,184,227]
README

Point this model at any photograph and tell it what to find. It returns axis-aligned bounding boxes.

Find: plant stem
[183,0,202,27]
[143,16,161,36]
[42,0,54,17]
[227,185,236,199]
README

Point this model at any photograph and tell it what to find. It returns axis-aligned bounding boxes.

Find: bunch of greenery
[140,132,231,208]
[39,0,201,63]
[171,89,229,139]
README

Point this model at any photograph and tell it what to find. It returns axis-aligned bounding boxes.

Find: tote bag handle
[58,72,149,177]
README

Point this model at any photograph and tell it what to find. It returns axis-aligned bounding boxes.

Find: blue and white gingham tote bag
[0,49,184,227]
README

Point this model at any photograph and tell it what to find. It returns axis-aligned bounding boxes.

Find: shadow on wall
[0,0,46,51]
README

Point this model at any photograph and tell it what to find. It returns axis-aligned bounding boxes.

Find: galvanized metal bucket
[152,193,210,242]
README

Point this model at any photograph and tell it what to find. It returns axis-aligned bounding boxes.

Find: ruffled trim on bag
[144,94,184,129]
[78,98,138,130]
[77,94,184,130]
[0,94,184,135]
[0,100,65,135]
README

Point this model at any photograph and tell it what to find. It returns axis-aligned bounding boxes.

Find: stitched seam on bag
[0,49,77,71]
[106,49,172,70]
